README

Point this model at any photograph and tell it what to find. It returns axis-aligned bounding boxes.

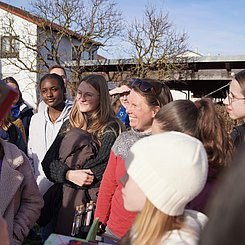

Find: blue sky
[5,0,245,58]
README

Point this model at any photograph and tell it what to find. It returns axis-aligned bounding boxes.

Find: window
[0,36,19,58]
[89,50,96,60]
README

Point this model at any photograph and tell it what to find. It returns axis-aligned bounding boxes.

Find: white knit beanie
[125,131,208,216]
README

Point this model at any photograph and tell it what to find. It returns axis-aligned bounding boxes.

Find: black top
[231,123,245,149]
[41,120,121,189]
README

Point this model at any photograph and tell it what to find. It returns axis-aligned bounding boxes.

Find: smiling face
[40,78,65,108]
[119,85,130,108]
[126,89,157,132]
[223,79,245,120]
[122,175,146,212]
[76,81,100,114]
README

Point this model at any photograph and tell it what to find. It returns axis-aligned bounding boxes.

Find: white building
[0,2,100,108]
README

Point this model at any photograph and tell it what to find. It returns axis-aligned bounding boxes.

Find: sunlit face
[40,78,65,108]
[126,90,156,132]
[50,68,68,87]
[223,79,245,120]
[76,82,100,114]
[7,82,20,105]
[122,175,146,212]
[119,85,130,108]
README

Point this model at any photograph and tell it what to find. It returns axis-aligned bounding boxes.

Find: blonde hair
[69,74,123,142]
[130,199,184,245]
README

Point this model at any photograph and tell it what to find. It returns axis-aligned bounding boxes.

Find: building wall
[0,8,38,108]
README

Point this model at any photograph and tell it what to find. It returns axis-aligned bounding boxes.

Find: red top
[95,151,137,238]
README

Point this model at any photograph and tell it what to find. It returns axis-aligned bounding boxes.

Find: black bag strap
[8,124,18,144]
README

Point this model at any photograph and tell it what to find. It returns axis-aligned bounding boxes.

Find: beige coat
[0,139,44,245]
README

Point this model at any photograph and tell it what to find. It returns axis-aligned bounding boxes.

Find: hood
[44,102,72,123]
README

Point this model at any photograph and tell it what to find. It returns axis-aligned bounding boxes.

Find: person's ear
[152,106,160,118]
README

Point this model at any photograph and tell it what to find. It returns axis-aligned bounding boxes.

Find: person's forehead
[78,81,97,93]
[230,79,243,95]
[128,89,143,100]
[50,68,66,77]
[6,82,18,90]
[41,78,60,88]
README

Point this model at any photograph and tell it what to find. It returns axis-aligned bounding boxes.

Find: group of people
[1,66,245,245]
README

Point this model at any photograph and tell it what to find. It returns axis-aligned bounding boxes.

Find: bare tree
[127,5,189,80]
[31,0,123,81]
[0,0,123,86]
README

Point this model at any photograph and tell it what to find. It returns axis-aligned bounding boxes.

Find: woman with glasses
[223,69,245,148]
[40,74,124,236]
[94,78,173,242]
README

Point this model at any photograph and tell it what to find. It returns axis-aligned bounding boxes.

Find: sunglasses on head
[131,78,155,93]
[131,78,163,106]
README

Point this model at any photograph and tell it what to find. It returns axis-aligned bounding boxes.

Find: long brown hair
[154,98,233,166]
[130,199,184,245]
[69,74,123,142]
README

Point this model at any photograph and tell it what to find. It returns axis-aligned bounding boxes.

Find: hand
[66,169,94,187]
[0,216,9,245]
[97,222,106,236]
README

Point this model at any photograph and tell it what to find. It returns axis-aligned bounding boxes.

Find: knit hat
[125,131,208,216]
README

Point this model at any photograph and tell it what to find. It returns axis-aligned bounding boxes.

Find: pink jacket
[0,139,44,245]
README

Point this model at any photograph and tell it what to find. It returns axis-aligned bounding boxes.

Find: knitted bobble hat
[125,131,208,216]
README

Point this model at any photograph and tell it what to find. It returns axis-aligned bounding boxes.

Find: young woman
[0,137,43,245]
[151,99,233,213]
[94,78,173,241]
[41,74,124,236]
[223,69,245,148]
[28,73,71,195]
[38,64,73,112]
[121,132,208,245]
[2,77,34,143]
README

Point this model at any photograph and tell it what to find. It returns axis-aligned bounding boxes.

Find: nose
[77,94,86,101]
[46,90,53,97]
[223,96,229,105]
[81,95,86,101]
[125,103,131,114]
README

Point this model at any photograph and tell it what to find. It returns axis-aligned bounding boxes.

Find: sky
[5,0,245,58]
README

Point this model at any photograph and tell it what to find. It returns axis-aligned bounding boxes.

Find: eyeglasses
[76,91,99,101]
[226,91,245,104]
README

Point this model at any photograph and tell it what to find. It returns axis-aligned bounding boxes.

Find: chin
[78,106,89,112]
[123,203,133,212]
[129,121,137,128]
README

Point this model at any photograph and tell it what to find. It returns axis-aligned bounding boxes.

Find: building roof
[0,1,101,46]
